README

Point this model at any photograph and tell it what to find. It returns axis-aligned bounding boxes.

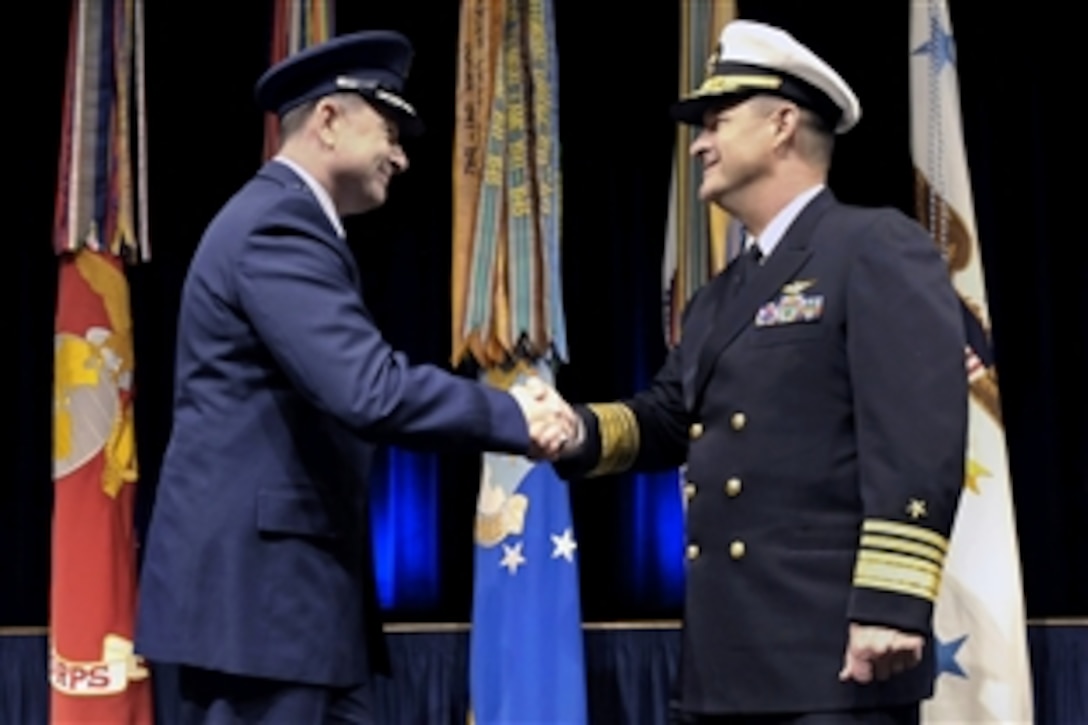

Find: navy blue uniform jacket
[136,161,529,687]
[557,189,968,715]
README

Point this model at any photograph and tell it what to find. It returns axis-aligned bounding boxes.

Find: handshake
[509,376,583,461]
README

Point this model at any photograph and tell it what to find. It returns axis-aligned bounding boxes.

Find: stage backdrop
[6,0,1085,684]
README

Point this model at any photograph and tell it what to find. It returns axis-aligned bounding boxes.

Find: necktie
[731,243,763,296]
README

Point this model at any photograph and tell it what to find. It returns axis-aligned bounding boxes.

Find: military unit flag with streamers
[453,1,585,723]
[50,1,153,722]
[661,0,744,349]
[262,0,334,160]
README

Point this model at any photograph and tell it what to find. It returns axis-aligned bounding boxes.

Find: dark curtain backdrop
[7,1,1086,630]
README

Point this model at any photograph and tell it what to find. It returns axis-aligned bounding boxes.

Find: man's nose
[391,145,409,173]
[689,129,712,158]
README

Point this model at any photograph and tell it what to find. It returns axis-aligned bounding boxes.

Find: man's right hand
[509,376,578,461]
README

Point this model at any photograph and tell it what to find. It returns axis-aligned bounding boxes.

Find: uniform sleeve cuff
[848,518,948,630]
[586,403,639,476]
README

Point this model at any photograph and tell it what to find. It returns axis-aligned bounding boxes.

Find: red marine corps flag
[49,0,152,722]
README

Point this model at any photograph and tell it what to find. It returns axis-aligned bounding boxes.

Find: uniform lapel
[680,272,732,409]
[689,189,836,406]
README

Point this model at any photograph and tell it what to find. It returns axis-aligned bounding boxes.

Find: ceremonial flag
[910,3,1034,722]
[454,1,585,722]
[662,0,742,348]
[452,0,566,369]
[263,0,334,160]
[49,1,152,722]
[470,362,586,725]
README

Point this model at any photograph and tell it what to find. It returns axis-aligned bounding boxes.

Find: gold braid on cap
[694,74,782,97]
[586,403,640,477]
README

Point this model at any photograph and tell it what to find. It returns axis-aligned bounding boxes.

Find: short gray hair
[749,95,834,167]
[278,99,318,140]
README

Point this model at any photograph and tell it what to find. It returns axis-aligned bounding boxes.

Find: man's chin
[366,185,388,208]
[344,192,386,217]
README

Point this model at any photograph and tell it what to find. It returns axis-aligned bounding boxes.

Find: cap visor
[391,109,424,137]
[369,93,424,137]
[670,92,748,126]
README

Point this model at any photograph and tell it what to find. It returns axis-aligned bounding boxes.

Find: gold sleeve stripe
[857,549,942,576]
[860,535,946,567]
[586,403,639,477]
[853,576,937,602]
[862,519,949,552]
[853,559,941,602]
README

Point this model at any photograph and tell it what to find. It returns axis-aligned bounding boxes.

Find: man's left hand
[838,623,924,684]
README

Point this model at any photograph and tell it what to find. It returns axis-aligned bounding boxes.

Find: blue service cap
[254,29,423,137]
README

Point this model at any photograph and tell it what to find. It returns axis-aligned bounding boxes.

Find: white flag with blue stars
[910,2,1034,722]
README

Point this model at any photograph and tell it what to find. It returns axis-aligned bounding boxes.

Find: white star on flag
[499,541,526,575]
[551,528,578,562]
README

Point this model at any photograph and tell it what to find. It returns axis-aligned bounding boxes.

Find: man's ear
[772,102,802,151]
[313,97,344,147]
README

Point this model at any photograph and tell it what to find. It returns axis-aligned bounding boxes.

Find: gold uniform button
[725,477,742,497]
[730,412,747,431]
[686,543,701,561]
[689,422,704,439]
[729,540,746,560]
[683,482,697,500]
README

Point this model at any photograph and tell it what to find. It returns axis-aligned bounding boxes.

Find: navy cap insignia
[705,44,721,77]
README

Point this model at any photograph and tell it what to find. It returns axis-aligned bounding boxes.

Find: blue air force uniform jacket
[557,189,967,715]
[136,161,530,687]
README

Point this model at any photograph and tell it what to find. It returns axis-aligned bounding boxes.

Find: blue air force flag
[469,365,587,725]
[910,3,1034,722]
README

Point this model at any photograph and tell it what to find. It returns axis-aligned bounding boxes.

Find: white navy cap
[672,20,861,134]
